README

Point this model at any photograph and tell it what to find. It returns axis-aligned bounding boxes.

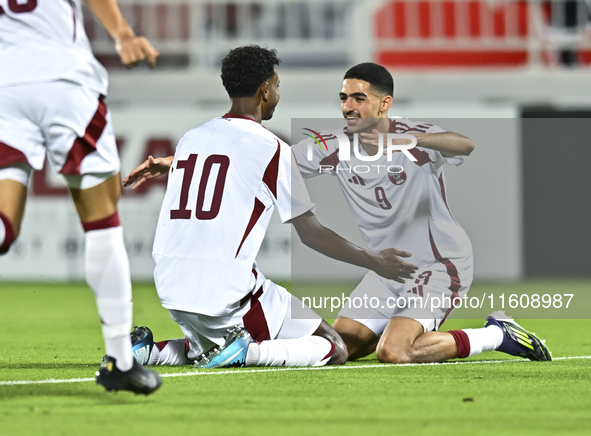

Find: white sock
[149,339,192,365]
[463,326,504,357]
[85,226,133,371]
[245,336,334,367]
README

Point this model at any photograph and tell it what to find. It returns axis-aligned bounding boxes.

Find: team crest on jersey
[388,166,407,185]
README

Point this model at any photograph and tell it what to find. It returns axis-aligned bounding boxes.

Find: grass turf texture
[0,280,590,436]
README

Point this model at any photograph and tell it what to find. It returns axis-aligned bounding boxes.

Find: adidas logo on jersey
[347,176,366,186]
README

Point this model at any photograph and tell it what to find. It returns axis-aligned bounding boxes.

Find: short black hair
[221,45,281,98]
[343,62,394,97]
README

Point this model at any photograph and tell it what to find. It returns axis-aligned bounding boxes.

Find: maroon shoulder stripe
[401,128,428,133]
[409,148,434,167]
[61,95,108,175]
[318,150,340,169]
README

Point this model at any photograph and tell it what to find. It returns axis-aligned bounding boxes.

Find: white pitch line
[1,355,590,387]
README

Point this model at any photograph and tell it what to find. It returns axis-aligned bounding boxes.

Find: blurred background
[2,0,590,283]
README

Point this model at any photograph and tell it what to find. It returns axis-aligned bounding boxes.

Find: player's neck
[370,117,391,134]
[227,99,263,124]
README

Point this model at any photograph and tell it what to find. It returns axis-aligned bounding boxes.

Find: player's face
[262,69,280,121]
[340,79,388,133]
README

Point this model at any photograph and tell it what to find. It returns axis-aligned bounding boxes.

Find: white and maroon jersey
[291,117,473,287]
[0,0,108,94]
[153,114,316,316]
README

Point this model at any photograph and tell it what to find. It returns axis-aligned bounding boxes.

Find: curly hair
[221,45,281,98]
[343,62,394,97]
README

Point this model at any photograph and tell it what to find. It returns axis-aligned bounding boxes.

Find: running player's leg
[42,81,136,373]
[69,173,136,372]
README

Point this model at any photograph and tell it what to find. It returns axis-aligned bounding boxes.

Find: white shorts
[169,269,322,359]
[337,266,471,334]
[0,81,120,189]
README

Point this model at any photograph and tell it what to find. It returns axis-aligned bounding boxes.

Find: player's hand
[123,155,173,190]
[116,36,159,68]
[373,248,418,283]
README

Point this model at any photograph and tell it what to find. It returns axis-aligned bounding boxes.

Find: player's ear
[380,95,393,113]
[260,81,270,103]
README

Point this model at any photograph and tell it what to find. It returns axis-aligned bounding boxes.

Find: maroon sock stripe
[82,211,121,232]
[0,213,15,254]
[449,330,471,358]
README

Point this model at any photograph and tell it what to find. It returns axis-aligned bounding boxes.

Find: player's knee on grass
[376,318,427,364]
[313,320,348,365]
[376,344,414,364]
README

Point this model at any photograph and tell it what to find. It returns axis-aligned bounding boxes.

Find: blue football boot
[195,326,255,368]
[485,311,552,361]
[131,325,155,366]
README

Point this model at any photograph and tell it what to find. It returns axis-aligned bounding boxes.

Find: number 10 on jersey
[170,154,230,221]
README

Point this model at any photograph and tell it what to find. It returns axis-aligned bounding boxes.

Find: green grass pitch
[1,281,590,436]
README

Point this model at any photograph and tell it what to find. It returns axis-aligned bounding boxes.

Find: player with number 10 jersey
[153,115,315,316]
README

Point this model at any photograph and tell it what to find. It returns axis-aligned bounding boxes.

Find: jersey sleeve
[265,140,316,223]
[291,137,326,179]
[426,123,465,167]
[409,121,464,168]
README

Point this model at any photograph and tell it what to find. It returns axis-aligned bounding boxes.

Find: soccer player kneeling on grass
[290,62,552,364]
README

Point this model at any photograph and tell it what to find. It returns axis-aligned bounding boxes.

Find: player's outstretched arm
[414,132,474,157]
[360,129,475,157]
[123,155,173,190]
[292,211,418,283]
[85,0,159,68]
